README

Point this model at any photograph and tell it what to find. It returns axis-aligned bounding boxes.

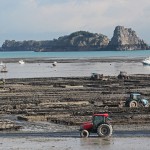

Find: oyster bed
[0,74,150,129]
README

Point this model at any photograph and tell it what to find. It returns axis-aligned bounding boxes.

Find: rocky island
[0,26,149,51]
[107,26,149,50]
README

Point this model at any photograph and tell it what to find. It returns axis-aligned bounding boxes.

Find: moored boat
[0,61,4,66]
[142,57,150,65]
[1,65,8,73]
[19,60,25,64]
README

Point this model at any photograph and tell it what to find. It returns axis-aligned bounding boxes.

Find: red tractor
[80,113,113,138]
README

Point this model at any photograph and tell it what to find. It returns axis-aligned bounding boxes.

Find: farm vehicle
[92,93,149,108]
[80,113,113,138]
[125,93,149,108]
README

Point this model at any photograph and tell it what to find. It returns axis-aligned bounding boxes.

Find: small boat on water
[142,57,150,65]
[19,60,25,64]
[1,65,8,73]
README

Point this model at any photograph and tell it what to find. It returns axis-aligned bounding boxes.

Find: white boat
[142,57,150,65]
[19,60,25,64]
[0,61,4,66]
[1,65,8,73]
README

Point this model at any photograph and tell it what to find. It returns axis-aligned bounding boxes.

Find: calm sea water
[0,50,150,79]
[0,50,150,59]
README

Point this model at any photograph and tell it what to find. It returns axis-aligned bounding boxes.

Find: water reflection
[79,137,150,150]
[143,64,150,70]
[80,137,112,149]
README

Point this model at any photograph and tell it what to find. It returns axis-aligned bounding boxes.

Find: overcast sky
[0,0,150,45]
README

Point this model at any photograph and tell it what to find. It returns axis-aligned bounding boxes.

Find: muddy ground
[0,73,150,129]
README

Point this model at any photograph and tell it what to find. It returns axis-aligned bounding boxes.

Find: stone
[107,26,149,50]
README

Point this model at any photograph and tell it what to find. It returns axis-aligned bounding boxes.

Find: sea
[0,50,150,59]
[0,50,150,79]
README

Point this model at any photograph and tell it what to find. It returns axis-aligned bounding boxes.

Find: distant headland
[0,26,149,52]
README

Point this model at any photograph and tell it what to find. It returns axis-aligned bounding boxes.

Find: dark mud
[0,74,150,128]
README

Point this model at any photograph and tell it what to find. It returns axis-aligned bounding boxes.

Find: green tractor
[125,93,149,108]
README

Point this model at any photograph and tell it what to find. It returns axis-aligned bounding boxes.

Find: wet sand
[0,118,150,150]
[0,120,150,150]
[0,57,150,79]
[0,136,150,150]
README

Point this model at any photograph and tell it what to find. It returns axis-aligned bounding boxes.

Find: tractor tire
[97,124,112,137]
[145,103,149,108]
[129,100,138,108]
[80,130,89,138]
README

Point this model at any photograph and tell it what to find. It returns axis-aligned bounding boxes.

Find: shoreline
[0,57,144,63]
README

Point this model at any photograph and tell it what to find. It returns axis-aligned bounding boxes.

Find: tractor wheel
[129,100,138,108]
[97,124,112,137]
[80,130,89,138]
[145,103,149,107]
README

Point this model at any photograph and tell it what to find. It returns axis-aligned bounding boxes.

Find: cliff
[107,26,149,50]
[1,31,109,52]
[1,26,149,51]
[1,40,51,52]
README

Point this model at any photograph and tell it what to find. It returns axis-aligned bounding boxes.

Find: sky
[0,0,150,45]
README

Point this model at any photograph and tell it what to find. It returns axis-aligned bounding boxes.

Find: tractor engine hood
[80,121,93,131]
[141,99,149,106]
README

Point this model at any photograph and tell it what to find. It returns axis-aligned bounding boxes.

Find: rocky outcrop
[55,31,109,51]
[1,26,149,51]
[1,31,109,52]
[107,26,149,50]
[1,40,51,52]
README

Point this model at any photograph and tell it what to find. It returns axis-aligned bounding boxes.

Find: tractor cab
[130,93,141,101]
[92,114,109,128]
[125,93,149,107]
[80,113,112,138]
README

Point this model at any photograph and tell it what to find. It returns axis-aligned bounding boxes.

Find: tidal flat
[0,57,150,150]
[0,136,150,150]
[0,57,150,79]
